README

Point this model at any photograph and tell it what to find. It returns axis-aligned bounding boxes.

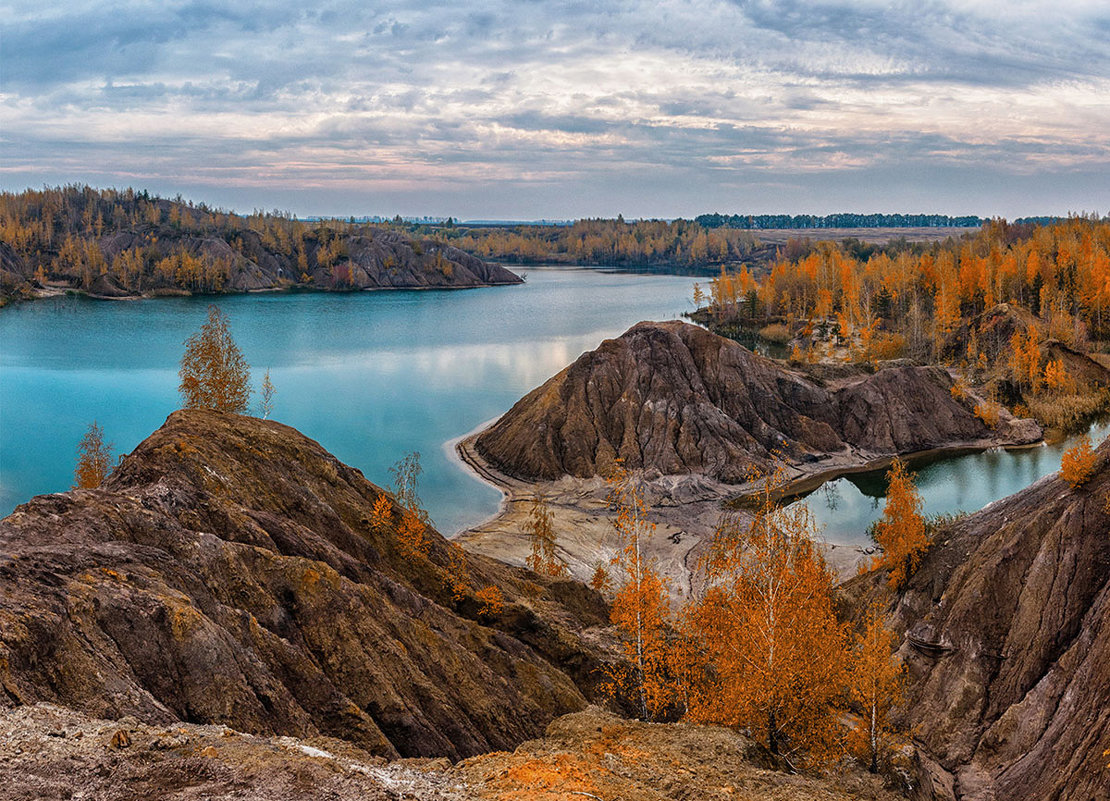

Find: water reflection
[797,421,1110,546]
[0,267,696,533]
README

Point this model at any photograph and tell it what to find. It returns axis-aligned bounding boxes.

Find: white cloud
[2,0,1107,217]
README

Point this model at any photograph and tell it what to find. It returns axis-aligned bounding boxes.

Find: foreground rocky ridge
[475,321,1040,484]
[841,439,1110,801]
[2,703,902,801]
[0,411,609,761]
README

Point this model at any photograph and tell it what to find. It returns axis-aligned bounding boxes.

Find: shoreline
[450,419,1050,590]
[7,279,526,309]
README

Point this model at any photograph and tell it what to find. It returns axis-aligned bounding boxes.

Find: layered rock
[475,320,1039,483]
[841,440,1110,800]
[0,411,608,760]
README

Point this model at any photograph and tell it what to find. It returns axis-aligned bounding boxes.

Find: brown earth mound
[0,411,609,761]
[840,439,1110,800]
[475,321,1039,483]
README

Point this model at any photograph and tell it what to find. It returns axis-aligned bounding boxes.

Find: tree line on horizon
[694,212,986,229]
[9,185,1083,293]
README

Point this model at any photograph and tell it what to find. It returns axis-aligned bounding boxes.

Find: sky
[2,0,1109,219]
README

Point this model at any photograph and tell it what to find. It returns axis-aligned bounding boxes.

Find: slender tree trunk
[870,700,878,773]
[768,709,778,755]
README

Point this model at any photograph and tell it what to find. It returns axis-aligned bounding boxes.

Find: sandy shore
[452,426,892,596]
[452,416,1045,594]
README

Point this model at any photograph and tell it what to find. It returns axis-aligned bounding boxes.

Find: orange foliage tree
[73,421,114,488]
[685,468,847,763]
[1061,437,1099,489]
[369,493,393,531]
[589,561,612,594]
[606,461,673,721]
[446,543,470,601]
[178,305,252,413]
[848,605,905,773]
[475,585,504,618]
[872,459,929,590]
[524,493,568,577]
[389,452,431,559]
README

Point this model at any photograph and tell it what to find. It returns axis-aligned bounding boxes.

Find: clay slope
[475,320,1039,482]
[843,440,1110,800]
[0,411,608,761]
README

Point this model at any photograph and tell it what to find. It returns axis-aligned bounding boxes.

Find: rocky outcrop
[0,411,609,761]
[475,321,1040,483]
[840,439,1110,800]
[95,228,522,294]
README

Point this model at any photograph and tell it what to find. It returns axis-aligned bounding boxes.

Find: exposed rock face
[0,411,608,760]
[95,229,522,294]
[475,321,1039,483]
[840,440,1110,800]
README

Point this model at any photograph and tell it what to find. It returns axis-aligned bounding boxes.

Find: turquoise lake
[795,418,1109,545]
[1,267,1104,542]
[0,268,697,533]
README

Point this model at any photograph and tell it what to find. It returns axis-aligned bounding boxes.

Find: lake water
[796,419,1110,546]
[0,268,697,533]
[1,269,1104,542]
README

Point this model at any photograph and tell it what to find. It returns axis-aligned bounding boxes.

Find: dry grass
[758,323,793,344]
[1025,388,1110,432]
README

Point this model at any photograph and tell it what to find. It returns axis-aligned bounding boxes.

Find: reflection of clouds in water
[279,331,622,392]
[800,419,1110,546]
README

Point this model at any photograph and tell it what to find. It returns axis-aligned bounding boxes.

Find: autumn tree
[369,493,393,531]
[446,543,470,601]
[524,494,568,577]
[258,368,275,419]
[179,305,252,413]
[73,421,114,488]
[607,461,673,721]
[1061,436,1098,489]
[685,469,847,764]
[475,585,504,618]
[389,452,431,558]
[389,451,428,523]
[848,605,905,773]
[589,561,612,594]
[872,459,929,590]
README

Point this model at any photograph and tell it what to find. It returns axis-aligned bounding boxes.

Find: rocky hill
[91,228,523,295]
[475,320,1040,483]
[0,411,609,761]
[840,439,1110,800]
[0,187,522,300]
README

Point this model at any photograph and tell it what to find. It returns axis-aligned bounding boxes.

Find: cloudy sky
[3,0,1108,219]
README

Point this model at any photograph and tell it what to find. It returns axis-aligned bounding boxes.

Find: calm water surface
[0,268,696,532]
[2,268,1104,541]
[795,419,1110,546]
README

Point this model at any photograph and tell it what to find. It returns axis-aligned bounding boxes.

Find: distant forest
[0,185,1088,302]
[0,185,514,300]
[695,212,985,229]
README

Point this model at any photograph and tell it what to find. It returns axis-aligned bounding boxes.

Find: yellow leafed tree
[178,305,252,413]
[848,605,905,773]
[607,461,673,721]
[73,421,114,489]
[524,494,568,577]
[686,467,847,763]
[872,459,929,590]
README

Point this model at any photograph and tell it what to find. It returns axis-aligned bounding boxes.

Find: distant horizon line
[3,183,1103,227]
